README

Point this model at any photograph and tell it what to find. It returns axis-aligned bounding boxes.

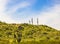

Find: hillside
[0,22,60,44]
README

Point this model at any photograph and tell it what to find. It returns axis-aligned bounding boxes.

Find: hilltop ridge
[0,22,60,44]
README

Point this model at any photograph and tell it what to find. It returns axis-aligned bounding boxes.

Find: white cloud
[7,1,31,13]
[6,0,36,14]
[0,0,15,23]
[0,0,36,23]
[30,5,60,30]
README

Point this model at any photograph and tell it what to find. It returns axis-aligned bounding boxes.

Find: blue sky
[6,0,54,13]
[0,0,60,30]
[5,0,55,21]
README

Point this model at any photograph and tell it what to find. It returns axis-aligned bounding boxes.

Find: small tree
[14,32,22,44]
[18,26,24,30]
[17,33,22,44]
[13,26,24,44]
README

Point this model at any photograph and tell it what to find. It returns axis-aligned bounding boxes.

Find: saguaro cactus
[31,18,33,25]
[29,20,31,24]
[37,18,39,25]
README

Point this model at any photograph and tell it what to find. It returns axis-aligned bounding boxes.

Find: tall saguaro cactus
[31,18,33,25]
[37,18,39,25]
[29,20,31,24]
